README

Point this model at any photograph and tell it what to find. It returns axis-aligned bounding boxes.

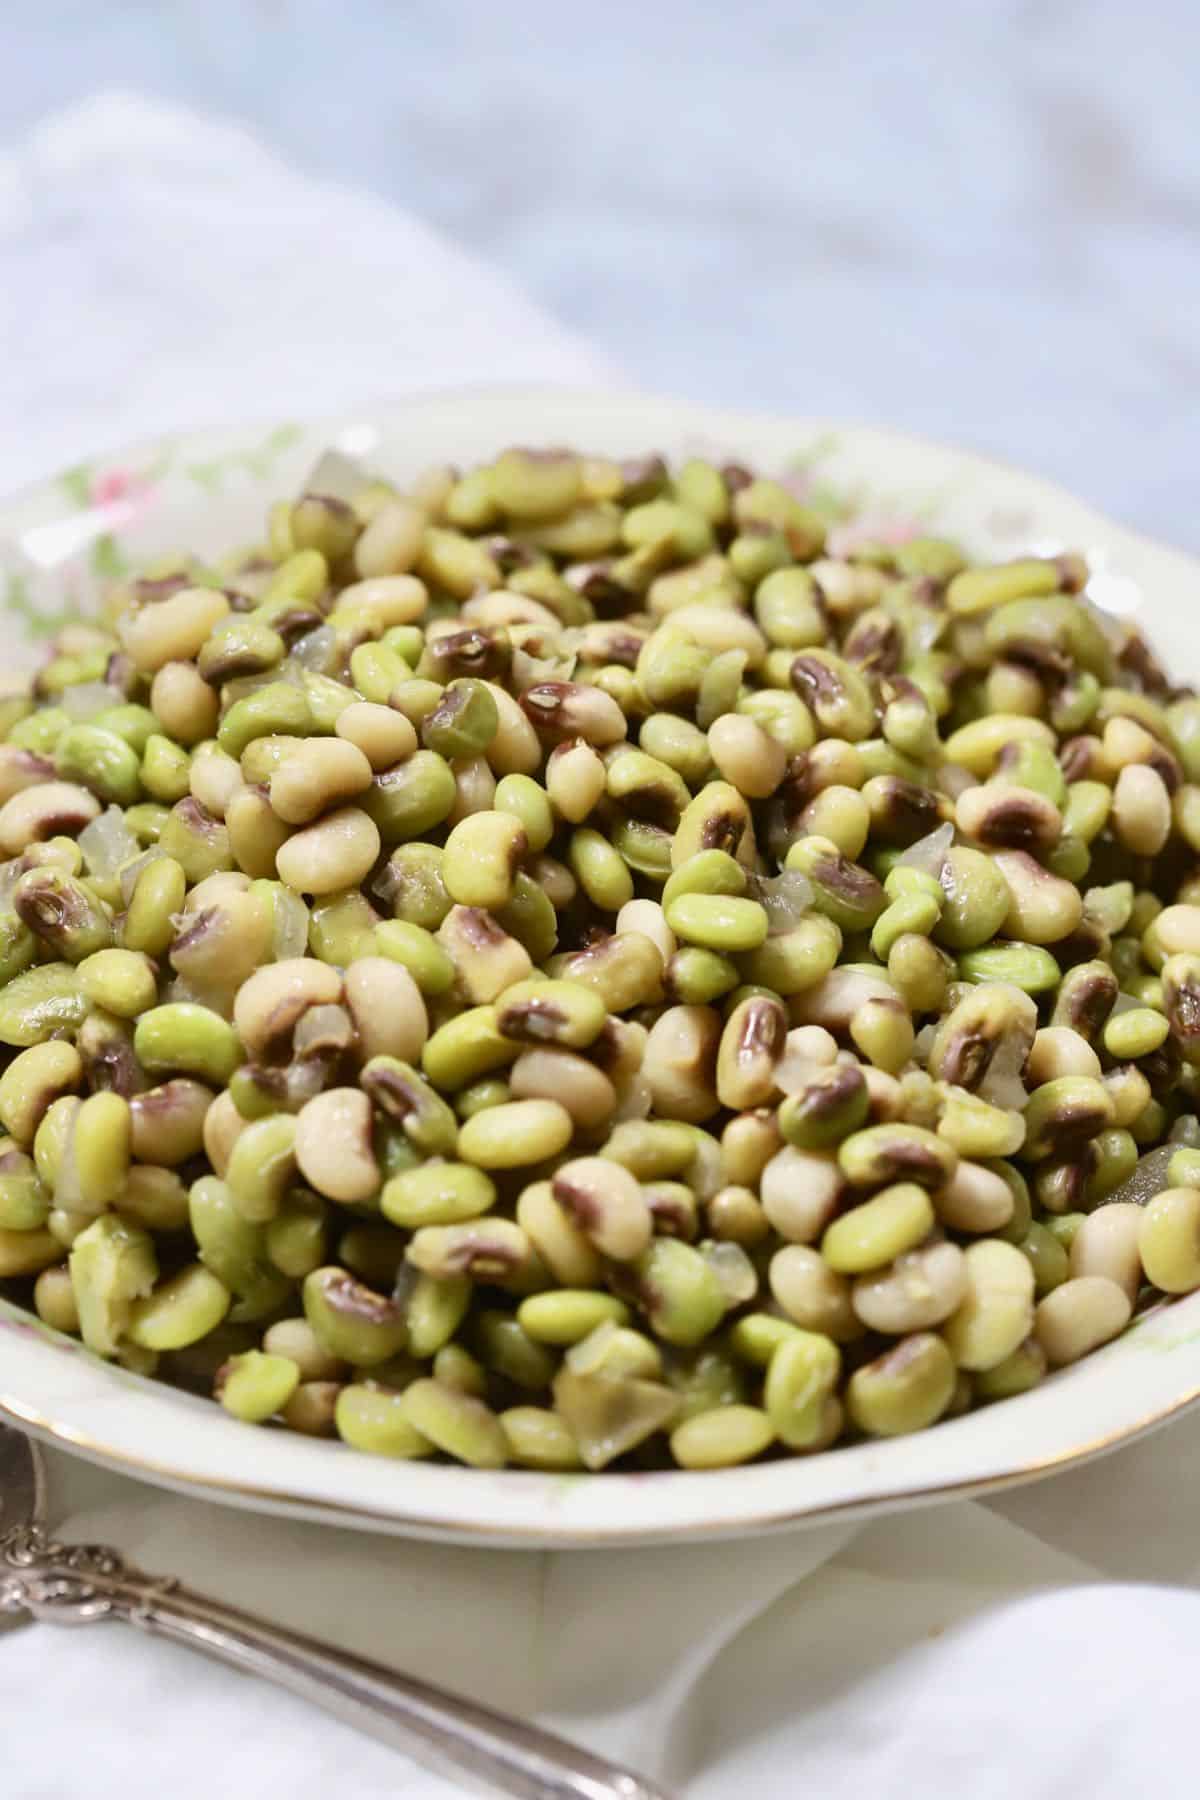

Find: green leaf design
[183,425,303,495]
[186,461,224,493]
[59,464,93,510]
[264,422,302,452]
[788,432,842,472]
[90,533,127,580]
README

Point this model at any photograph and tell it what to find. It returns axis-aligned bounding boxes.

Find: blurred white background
[3,0,1198,545]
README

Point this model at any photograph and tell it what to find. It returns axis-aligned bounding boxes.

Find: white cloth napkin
[4,93,1200,1800]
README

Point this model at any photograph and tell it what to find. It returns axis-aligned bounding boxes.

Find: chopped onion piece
[79,806,140,882]
[752,869,815,935]
[288,625,338,673]
[304,448,370,503]
[271,887,311,961]
[223,669,288,706]
[898,821,954,880]
[510,646,576,693]
[977,1053,1030,1115]
[119,847,166,905]
[1110,991,1146,1016]
[791,964,899,1030]
[565,1319,621,1377]
[62,681,117,721]
[700,1239,758,1307]
[775,1025,838,1094]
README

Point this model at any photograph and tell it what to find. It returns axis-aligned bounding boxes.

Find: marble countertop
[4,0,1199,548]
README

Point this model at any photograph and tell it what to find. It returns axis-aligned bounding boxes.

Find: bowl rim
[4,382,1200,1547]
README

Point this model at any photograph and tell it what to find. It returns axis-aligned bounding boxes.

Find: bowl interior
[3,385,1200,1546]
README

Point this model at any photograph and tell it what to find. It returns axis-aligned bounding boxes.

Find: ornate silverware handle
[1,1525,670,1800]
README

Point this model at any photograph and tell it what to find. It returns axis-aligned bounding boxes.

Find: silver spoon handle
[1,1525,670,1800]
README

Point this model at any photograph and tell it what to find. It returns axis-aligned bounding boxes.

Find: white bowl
[3,385,1198,1546]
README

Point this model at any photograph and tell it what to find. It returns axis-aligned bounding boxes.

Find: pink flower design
[89,465,156,529]
[826,514,922,558]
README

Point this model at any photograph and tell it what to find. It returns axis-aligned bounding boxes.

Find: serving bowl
[2,384,1198,1546]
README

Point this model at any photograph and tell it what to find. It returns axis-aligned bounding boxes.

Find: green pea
[198,617,286,682]
[1103,1007,1170,1060]
[517,1290,629,1346]
[662,851,747,910]
[51,724,140,808]
[140,733,192,802]
[753,566,825,649]
[1044,1212,1086,1251]
[778,1065,870,1151]
[217,1349,301,1422]
[740,915,841,996]
[958,942,1061,994]
[0,963,88,1048]
[785,838,886,933]
[308,890,378,964]
[76,948,158,1018]
[665,892,767,953]
[759,1329,840,1448]
[405,1272,472,1358]
[664,946,740,1005]
[1085,1128,1139,1204]
[455,1078,511,1118]
[421,679,499,759]
[492,772,554,853]
[1019,1222,1071,1296]
[10,707,69,755]
[638,712,713,785]
[69,1091,132,1212]
[568,827,635,912]
[871,891,941,961]
[217,681,312,758]
[398,1378,508,1468]
[122,856,187,955]
[822,1183,935,1274]
[134,1004,242,1084]
[494,873,559,962]
[225,1114,298,1223]
[370,919,456,996]
[632,1238,726,1347]
[93,703,159,755]
[157,798,234,882]
[303,1266,409,1366]
[335,1384,434,1459]
[1168,1147,1200,1189]
[837,1124,956,1190]
[422,1005,519,1091]
[127,1263,232,1350]
[974,1337,1047,1400]
[933,847,1011,950]
[360,1057,459,1156]
[471,1310,558,1390]
[13,868,113,962]
[381,1161,495,1228]
[0,1155,50,1230]
[360,751,456,843]
[499,1407,582,1470]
